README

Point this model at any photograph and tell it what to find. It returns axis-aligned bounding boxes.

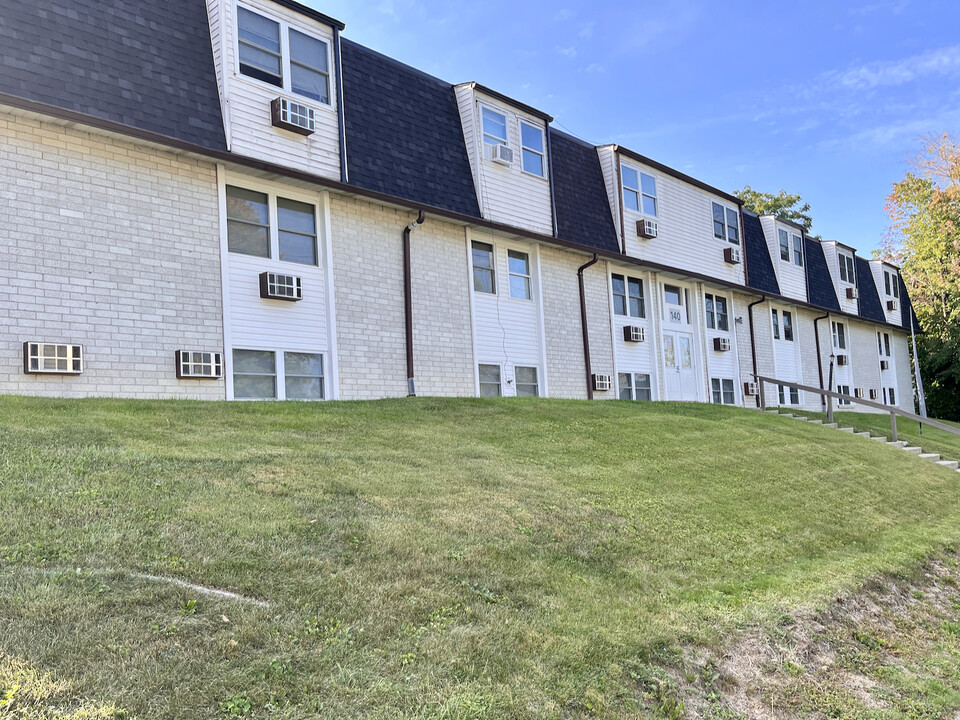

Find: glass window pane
[713,203,724,222]
[239,44,282,77]
[277,198,315,234]
[474,268,494,294]
[515,366,537,384]
[629,297,642,317]
[291,64,329,103]
[479,364,500,384]
[623,189,639,212]
[508,251,529,276]
[663,335,675,367]
[482,109,507,144]
[521,123,543,152]
[509,275,530,300]
[712,378,722,404]
[284,352,322,377]
[233,349,276,374]
[613,295,626,316]
[227,186,269,225]
[238,8,280,52]
[664,285,681,305]
[642,195,658,217]
[621,166,638,191]
[285,376,323,400]
[234,374,276,399]
[278,231,317,265]
[618,373,632,400]
[522,149,544,176]
[678,337,692,368]
[612,275,625,296]
[472,242,493,268]
[227,221,269,257]
[289,29,327,72]
[640,173,656,197]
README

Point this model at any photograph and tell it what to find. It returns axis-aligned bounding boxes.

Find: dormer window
[778,228,790,261]
[622,166,657,217]
[792,233,803,267]
[482,108,507,146]
[237,6,331,105]
[884,269,900,299]
[520,121,545,177]
[838,252,855,284]
[712,202,739,244]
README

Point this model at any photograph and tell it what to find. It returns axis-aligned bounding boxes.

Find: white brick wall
[0,115,224,398]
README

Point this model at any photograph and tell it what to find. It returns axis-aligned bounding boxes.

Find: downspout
[333,27,348,184]
[813,312,830,408]
[403,210,426,396]
[546,125,559,238]
[747,295,766,407]
[614,150,626,254]
[578,254,600,400]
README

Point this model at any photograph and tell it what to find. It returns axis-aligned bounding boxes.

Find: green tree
[878,133,960,420]
[733,185,814,232]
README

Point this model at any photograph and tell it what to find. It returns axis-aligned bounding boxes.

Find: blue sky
[309,0,960,254]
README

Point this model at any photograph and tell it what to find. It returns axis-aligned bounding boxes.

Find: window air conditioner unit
[175,350,223,379]
[743,381,758,396]
[490,144,513,165]
[880,360,890,371]
[846,287,859,300]
[887,299,899,312]
[636,219,658,239]
[724,247,742,264]
[623,325,644,343]
[713,337,731,352]
[259,271,303,301]
[836,354,848,366]
[23,342,83,374]
[271,97,316,136]
[854,387,864,399]
[869,388,879,400]
[592,374,612,392]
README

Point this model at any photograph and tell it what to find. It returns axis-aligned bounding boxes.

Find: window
[515,366,539,397]
[778,229,790,261]
[711,378,736,405]
[520,122,545,177]
[24,342,83,374]
[837,384,852,406]
[472,241,496,294]
[233,349,277,399]
[705,293,728,331]
[883,333,891,357]
[238,7,282,87]
[508,250,531,299]
[778,385,800,405]
[832,321,846,350]
[479,364,501,397]
[284,352,323,400]
[782,311,794,341]
[227,185,318,265]
[238,8,330,104]
[712,203,739,244]
[838,252,855,284]
[289,29,329,103]
[772,309,780,340]
[888,387,897,406]
[612,274,644,318]
[884,269,900,299]
[622,166,657,216]
[619,373,652,401]
[792,234,803,267]
[482,108,507,146]
[664,284,682,306]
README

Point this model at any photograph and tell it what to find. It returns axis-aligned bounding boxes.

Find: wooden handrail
[754,374,960,440]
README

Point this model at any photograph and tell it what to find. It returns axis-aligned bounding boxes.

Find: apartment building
[0,0,919,413]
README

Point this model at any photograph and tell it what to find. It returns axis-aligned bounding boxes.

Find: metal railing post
[890,413,898,443]
[827,393,834,425]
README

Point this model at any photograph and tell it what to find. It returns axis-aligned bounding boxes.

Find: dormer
[453,83,554,235]
[821,241,859,315]
[870,259,903,325]
[205,0,344,179]
[596,145,746,286]
[758,216,807,302]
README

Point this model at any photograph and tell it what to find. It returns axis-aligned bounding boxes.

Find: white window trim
[792,233,804,267]
[778,227,791,262]
[479,104,508,147]
[234,2,334,112]
[838,251,856,285]
[507,249,533,301]
[229,347,325,401]
[704,292,730,332]
[518,119,547,180]
[223,172,323,267]
[619,372,653,401]
[620,162,658,219]
[711,201,740,245]
[471,240,498,295]
[710,377,736,405]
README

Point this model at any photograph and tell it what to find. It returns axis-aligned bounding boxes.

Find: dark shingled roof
[0,0,226,149]
[550,130,620,253]
[899,276,921,332]
[804,239,840,312]
[742,211,780,295]
[855,256,886,323]
[341,39,480,217]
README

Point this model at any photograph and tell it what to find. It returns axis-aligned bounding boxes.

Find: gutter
[546,126,559,238]
[747,295,766,407]
[0,93,910,336]
[813,311,830,408]
[578,254,600,400]
[333,26,348,184]
[402,210,426,396]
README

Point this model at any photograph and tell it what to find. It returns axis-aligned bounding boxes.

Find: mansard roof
[742,211,781,295]
[341,39,481,218]
[550,129,620,254]
[804,239,841,312]
[855,256,886,323]
[0,0,226,150]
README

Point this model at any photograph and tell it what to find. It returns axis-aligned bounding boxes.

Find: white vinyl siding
[760,217,807,302]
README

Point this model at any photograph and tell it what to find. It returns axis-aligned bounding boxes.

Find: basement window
[778,385,800,405]
[619,373,652,401]
[233,349,277,399]
[515,366,539,397]
[711,378,735,405]
[479,364,501,397]
[284,352,323,400]
[837,384,852,406]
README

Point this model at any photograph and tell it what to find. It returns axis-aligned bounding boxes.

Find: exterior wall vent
[176,351,223,379]
[271,97,316,136]
[23,342,83,374]
[259,272,303,301]
[592,374,612,392]
[623,325,645,343]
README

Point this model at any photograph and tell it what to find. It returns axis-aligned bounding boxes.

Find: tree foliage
[733,185,814,232]
[878,133,960,420]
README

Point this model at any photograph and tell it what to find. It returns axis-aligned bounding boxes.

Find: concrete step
[870,436,888,442]
[824,423,839,429]
[765,410,780,414]
[919,453,941,462]
[888,441,908,448]
[855,431,872,438]
[808,419,823,425]
[839,427,855,433]
[937,460,960,470]
[903,446,922,454]
[780,413,794,418]
[794,416,808,422]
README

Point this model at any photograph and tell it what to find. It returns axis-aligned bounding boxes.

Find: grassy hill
[2,396,960,719]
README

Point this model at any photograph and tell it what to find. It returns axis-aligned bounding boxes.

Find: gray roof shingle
[742,211,781,295]
[855,256,886,323]
[805,239,840,312]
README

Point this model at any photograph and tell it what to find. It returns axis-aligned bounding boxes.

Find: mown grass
[2,395,960,719]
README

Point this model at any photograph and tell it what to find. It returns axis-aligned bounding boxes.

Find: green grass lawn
[3,395,960,719]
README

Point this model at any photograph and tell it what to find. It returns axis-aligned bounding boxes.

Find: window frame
[619,372,652,401]
[478,363,502,397]
[481,106,508,147]
[832,321,846,350]
[621,163,658,218]
[711,378,736,405]
[612,273,645,319]
[705,293,729,332]
[838,251,856,284]
[711,202,740,245]
[792,233,804,267]
[515,366,539,397]
[507,249,532,300]
[225,181,320,266]
[471,241,497,295]
[778,228,790,261]
[235,4,333,108]
[884,269,900,299]
[231,348,325,401]
[518,120,546,178]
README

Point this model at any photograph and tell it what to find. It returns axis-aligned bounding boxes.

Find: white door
[663,330,698,401]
